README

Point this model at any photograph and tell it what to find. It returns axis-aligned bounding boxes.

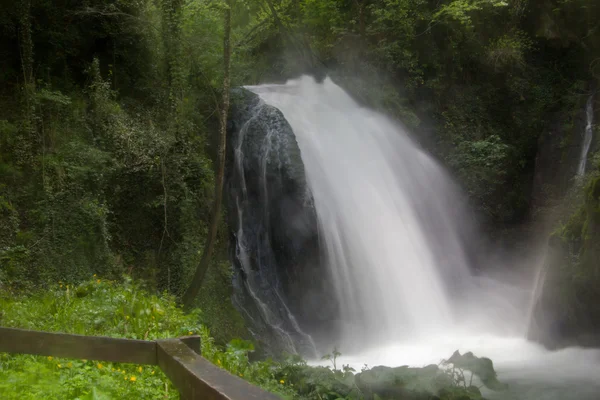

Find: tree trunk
[182,0,231,309]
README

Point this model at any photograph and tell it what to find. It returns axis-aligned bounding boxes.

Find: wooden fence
[0,326,280,400]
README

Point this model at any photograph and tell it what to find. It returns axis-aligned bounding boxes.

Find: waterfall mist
[238,76,600,399]
[247,76,527,348]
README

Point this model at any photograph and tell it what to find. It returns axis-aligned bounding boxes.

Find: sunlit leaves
[433,0,508,28]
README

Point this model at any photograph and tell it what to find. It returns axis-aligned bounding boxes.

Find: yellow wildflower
[47,356,53,361]
[239,373,243,377]
[280,380,284,384]
[217,359,221,365]
[138,366,142,373]
[57,364,62,369]
[93,274,96,277]
[151,370,155,375]
[97,363,103,369]
[97,279,101,284]
[188,331,193,335]
[130,376,136,382]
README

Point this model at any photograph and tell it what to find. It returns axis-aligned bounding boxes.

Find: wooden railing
[0,326,280,400]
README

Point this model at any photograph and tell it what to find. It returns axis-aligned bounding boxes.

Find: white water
[247,76,600,399]
[577,95,594,176]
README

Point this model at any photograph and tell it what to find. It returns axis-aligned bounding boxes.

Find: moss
[557,175,600,257]
[586,175,600,202]
[195,260,249,345]
[579,175,600,272]
[558,205,586,242]
[547,171,600,343]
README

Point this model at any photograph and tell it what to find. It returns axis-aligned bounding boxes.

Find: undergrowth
[0,277,315,399]
[0,277,200,399]
[0,278,490,400]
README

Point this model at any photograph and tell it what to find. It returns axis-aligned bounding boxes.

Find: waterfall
[246,76,525,349]
[239,76,600,399]
[577,95,594,176]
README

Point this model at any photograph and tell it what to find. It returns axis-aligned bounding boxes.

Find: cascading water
[241,76,600,400]
[247,76,525,347]
[577,94,594,176]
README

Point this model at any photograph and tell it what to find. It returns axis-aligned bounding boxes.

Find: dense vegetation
[1,0,600,397]
[0,0,248,342]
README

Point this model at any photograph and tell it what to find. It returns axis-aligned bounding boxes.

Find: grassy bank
[0,277,500,400]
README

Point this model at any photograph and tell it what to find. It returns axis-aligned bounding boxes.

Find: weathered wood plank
[0,327,157,365]
[179,335,201,355]
[157,339,281,400]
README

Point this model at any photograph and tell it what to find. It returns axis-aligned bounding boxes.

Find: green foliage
[485,30,533,71]
[0,277,200,399]
[194,259,249,344]
[448,135,515,219]
[300,0,348,53]
[321,347,342,371]
[546,162,600,340]
[434,0,508,28]
[272,352,493,400]
[0,0,248,342]
[368,0,429,90]
[3,279,477,400]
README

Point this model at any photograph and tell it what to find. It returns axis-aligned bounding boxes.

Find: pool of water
[311,335,600,400]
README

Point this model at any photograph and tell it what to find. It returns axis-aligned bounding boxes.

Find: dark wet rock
[444,351,507,392]
[225,88,337,357]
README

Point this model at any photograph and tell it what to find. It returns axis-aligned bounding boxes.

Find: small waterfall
[527,93,596,343]
[577,95,594,176]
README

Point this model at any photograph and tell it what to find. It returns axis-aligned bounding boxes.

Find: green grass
[0,276,300,399]
[0,277,201,399]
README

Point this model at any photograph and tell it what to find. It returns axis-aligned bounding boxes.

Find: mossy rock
[355,363,483,400]
[357,364,443,394]
[444,351,507,391]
